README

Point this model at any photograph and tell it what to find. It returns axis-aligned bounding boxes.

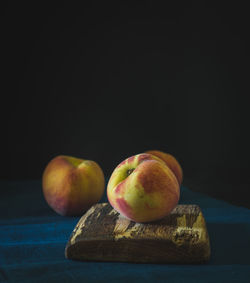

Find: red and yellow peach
[107,153,180,223]
[42,155,105,216]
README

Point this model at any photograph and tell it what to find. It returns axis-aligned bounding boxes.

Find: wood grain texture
[65,203,211,264]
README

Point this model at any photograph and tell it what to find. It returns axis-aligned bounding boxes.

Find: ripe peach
[145,150,183,185]
[42,155,105,216]
[107,153,180,223]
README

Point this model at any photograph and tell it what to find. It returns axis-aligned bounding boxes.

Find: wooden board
[65,203,211,264]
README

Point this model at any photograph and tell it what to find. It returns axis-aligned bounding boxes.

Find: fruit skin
[145,150,183,185]
[107,153,180,223]
[42,155,105,216]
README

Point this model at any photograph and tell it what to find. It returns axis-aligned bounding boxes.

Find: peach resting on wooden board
[42,155,105,216]
[107,153,180,223]
[145,150,183,185]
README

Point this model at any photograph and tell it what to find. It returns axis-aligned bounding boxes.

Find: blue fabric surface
[0,180,250,283]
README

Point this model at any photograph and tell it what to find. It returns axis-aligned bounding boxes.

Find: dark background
[1,2,250,207]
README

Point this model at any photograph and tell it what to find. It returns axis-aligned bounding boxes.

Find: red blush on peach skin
[116,198,134,220]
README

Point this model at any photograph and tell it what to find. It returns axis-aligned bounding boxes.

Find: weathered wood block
[65,203,211,264]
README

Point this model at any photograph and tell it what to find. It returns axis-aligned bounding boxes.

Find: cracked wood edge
[65,203,211,263]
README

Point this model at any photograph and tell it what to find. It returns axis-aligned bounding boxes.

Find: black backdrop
[1,2,250,207]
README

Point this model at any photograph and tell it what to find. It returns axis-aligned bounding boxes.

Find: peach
[107,153,180,223]
[42,155,105,216]
[145,150,183,185]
